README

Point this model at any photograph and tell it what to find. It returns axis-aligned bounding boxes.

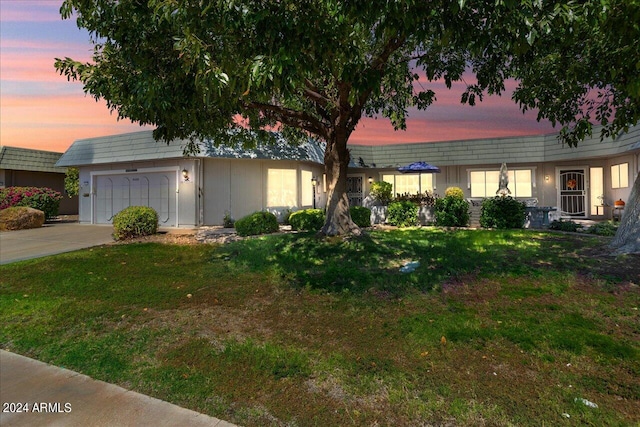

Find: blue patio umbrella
[397,161,441,173]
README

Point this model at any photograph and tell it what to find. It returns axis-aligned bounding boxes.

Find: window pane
[611,164,620,188]
[395,174,419,195]
[590,167,604,215]
[485,171,500,196]
[301,170,313,207]
[470,171,486,197]
[420,174,433,193]
[514,170,532,197]
[267,169,297,207]
[620,163,629,188]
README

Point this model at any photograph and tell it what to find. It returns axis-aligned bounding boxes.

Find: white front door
[558,168,587,217]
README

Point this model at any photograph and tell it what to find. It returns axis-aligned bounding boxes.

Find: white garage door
[95,172,177,226]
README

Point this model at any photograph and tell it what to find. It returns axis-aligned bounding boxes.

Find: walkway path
[0,350,236,426]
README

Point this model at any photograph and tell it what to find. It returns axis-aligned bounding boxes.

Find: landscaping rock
[0,207,45,231]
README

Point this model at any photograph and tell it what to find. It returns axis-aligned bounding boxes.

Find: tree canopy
[56,0,640,239]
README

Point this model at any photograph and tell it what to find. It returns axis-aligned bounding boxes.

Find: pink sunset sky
[1,1,557,154]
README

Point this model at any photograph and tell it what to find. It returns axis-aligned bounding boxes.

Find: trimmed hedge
[112,206,159,240]
[289,209,325,231]
[350,206,371,227]
[444,186,465,200]
[434,196,470,227]
[0,186,62,219]
[235,211,279,236]
[480,196,526,229]
[549,219,581,232]
[387,201,418,227]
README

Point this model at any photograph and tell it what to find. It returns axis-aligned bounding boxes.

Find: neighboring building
[0,146,78,215]
[56,126,640,227]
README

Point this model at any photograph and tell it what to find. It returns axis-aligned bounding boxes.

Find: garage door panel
[95,172,176,226]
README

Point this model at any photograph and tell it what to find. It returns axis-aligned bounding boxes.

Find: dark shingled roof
[0,146,67,173]
[56,130,325,167]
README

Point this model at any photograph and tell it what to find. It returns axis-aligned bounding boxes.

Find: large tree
[510,0,640,254]
[56,0,639,244]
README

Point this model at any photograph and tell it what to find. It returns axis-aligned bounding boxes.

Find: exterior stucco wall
[353,149,638,219]
[202,158,325,225]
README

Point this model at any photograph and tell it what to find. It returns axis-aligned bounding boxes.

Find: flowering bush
[393,191,438,207]
[0,187,63,219]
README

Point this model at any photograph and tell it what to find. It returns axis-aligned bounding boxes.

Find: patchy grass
[1,229,639,426]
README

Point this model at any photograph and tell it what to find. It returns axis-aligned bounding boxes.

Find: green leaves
[56,0,639,161]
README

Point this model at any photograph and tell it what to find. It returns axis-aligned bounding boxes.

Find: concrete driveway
[0,223,115,265]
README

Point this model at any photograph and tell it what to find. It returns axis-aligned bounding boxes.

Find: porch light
[182,169,190,181]
[545,175,550,183]
[311,177,318,209]
[368,176,373,184]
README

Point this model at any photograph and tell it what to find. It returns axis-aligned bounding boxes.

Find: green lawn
[1,228,638,426]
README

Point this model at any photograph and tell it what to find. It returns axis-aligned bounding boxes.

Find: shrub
[289,209,325,231]
[480,196,527,229]
[0,206,45,231]
[223,212,235,228]
[112,206,159,240]
[394,192,438,207]
[387,201,419,227]
[435,196,470,227]
[444,186,465,200]
[350,206,371,227]
[370,181,392,205]
[235,211,279,236]
[549,219,581,232]
[0,186,62,219]
[586,221,618,236]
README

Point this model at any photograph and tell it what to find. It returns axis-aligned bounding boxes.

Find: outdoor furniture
[538,207,557,226]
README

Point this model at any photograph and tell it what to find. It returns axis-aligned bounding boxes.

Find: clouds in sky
[0,1,556,153]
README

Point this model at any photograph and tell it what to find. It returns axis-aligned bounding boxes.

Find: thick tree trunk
[320,130,361,236]
[610,172,640,255]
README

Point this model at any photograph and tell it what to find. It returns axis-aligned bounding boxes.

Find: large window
[469,169,533,198]
[267,168,297,207]
[381,173,434,196]
[611,163,629,189]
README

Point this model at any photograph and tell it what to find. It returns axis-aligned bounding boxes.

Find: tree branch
[243,100,329,140]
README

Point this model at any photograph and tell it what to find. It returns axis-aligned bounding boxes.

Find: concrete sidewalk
[0,222,115,265]
[0,350,236,427]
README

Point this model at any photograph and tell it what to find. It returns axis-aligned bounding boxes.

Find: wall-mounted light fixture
[182,169,190,182]
[311,177,318,208]
[544,175,550,183]
[368,176,373,184]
